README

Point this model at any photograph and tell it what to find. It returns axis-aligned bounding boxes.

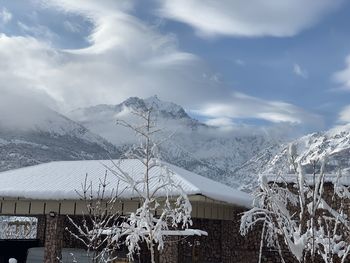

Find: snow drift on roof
[266,174,350,185]
[0,159,252,208]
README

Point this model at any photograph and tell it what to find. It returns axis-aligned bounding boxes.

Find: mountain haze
[0,97,118,171]
[69,96,287,188]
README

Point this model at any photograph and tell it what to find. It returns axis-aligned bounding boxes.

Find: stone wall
[159,236,179,263]
[172,209,266,263]
[36,212,285,263]
[62,214,267,263]
[36,215,86,249]
[173,211,292,263]
[178,218,223,263]
[33,209,294,263]
[43,215,64,263]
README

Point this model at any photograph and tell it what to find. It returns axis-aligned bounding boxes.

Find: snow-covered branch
[241,144,350,263]
[111,108,202,263]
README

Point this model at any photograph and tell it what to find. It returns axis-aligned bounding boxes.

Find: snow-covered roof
[0,160,252,208]
[266,174,350,185]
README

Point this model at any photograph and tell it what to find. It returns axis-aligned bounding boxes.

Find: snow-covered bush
[240,144,350,263]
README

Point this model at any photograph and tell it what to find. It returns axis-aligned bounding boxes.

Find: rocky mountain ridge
[235,123,350,189]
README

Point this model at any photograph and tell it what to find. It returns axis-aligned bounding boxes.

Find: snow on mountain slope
[69,96,204,145]
[0,98,118,172]
[235,123,350,190]
[69,96,287,188]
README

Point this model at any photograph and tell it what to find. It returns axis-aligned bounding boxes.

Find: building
[0,159,265,263]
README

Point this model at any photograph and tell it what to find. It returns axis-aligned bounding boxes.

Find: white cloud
[205,117,235,129]
[0,0,322,128]
[193,92,322,127]
[0,7,12,24]
[157,0,342,38]
[293,63,308,78]
[17,21,58,41]
[63,21,81,33]
[333,55,350,90]
[338,105,350,123]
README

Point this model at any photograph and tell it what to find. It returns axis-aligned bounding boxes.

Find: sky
[1,0,350,133]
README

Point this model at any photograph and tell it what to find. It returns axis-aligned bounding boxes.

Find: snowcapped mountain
[69,96,204,144]
[235,123,350,188]
[69,96,287,188]
[0,99,118,172]
[4,94,326,191]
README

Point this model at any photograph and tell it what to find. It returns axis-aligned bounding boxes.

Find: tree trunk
[150,242,156,263]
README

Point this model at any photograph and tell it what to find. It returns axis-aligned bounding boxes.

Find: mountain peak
[145,96,188,118]
[122,96,145,108]
[120,96,190,120]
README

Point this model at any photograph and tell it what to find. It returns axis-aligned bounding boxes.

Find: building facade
[0,159,279,263]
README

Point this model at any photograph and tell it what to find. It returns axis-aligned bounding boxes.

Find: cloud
[0,7,12,24]
[235,59,245,66]
[157,0,342,38]
[293,63,308,78]
[204,117,236,129]
[333,55,350,90]
[63,21,81,33]
[193,92,323,127]
[0,0,321,129]
[0,88,60,130]
[338,105,350,123]
[17,21,58,42]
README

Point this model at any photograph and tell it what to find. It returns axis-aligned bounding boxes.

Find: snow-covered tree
[240,144,350,263]
[107,108,203,263]
[69,108,205,263]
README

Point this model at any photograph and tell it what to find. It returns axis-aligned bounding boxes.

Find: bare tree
[240,144,350,263]
[66,173,124,262]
